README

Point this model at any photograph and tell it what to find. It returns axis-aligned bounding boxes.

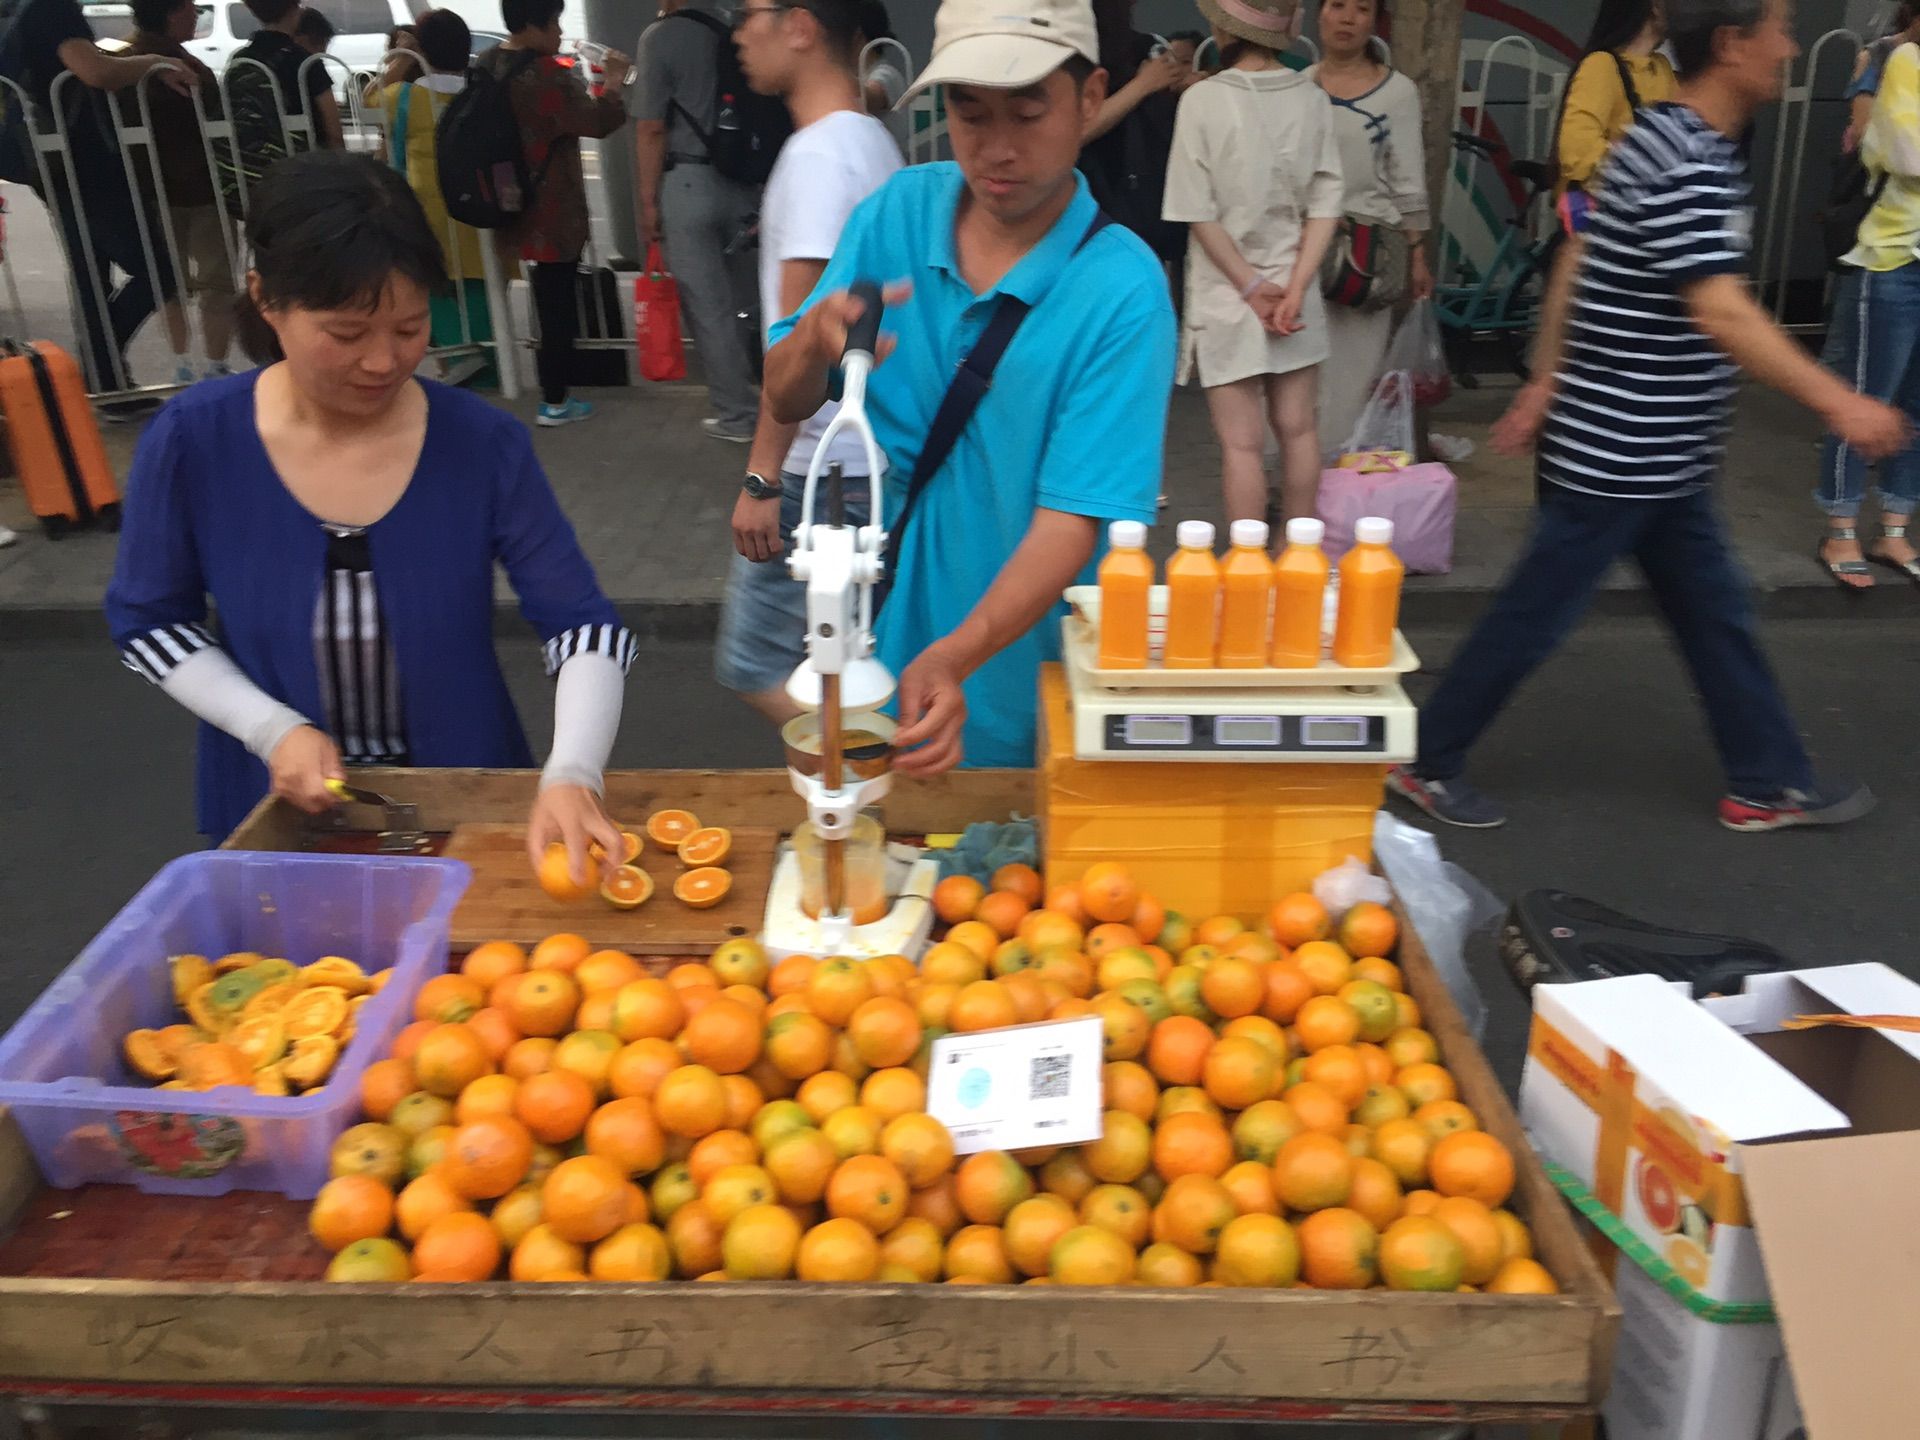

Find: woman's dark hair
[415,8,471,72]
[131,0,191,32]
[1581,0,1659,56]
[237,152,450,363]
[1666,0,1765,79]
[502,0,564,34]
[855,0,892,43]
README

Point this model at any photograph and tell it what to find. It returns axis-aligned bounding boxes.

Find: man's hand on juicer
[802,280,914,368]
[894,645,968,777]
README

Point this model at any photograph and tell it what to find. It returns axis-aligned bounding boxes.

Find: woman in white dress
[1310,0,1431,456]
[1164,0,1344,524]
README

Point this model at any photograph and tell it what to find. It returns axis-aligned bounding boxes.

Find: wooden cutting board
[439,823,779,954]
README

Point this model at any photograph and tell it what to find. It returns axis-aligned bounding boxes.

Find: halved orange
[229,1016,289,1070]
[646,810,700,847]
[283,986,351,1041]
[170,954,213,1007]
[283,1035,340,1090]
[592,831,644,865]
[601,865,656,911]
[242,981,304,1021]
[123,1029,179,1081]
[304,957,372,995]
[674,867,733,910]
[676,827,733,868]
[186,982,232,1036]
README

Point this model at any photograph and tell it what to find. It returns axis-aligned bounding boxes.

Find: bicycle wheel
[1499,230,1563,380]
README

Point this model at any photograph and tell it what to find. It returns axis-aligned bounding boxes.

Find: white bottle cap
[1176,521,1216,550]
[1108,520,1148,549]
[1229,519,1269,549]
[1286,517,1326,546]
[1355,516,1395,545]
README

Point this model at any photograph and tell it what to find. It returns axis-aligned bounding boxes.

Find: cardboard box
[1519,963,1920,1440]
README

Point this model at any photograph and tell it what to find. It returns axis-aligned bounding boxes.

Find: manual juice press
[760,284,938,961]
[1036,587,1419,920]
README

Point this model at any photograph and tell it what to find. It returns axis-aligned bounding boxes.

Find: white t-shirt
[759,108,903,478]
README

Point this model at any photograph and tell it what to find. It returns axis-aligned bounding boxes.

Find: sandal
[1819,525,1874,591]
[1869,521,1920,586]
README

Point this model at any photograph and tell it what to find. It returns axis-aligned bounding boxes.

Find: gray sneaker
[702,417,754,444]
[1387,766,1509,829]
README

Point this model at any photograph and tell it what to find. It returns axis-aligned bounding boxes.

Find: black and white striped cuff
[542,623,638,678]
[120,623,217,684]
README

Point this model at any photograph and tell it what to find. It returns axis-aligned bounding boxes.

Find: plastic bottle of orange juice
[1332,516,1405,668]
[1216,519,1273,667]
[1162,521,1220,669]
[1270,517,1330,668]
[1096,520,1153,669]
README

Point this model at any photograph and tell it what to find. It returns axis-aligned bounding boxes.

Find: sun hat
[898,0,1100,104]
[1197,0,1305,51]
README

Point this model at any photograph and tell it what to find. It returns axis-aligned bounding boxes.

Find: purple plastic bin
[0,851,469,1199]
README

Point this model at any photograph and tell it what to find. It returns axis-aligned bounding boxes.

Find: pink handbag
[1317,462,1458,574]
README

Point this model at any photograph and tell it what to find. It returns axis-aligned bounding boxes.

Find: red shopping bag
[634,245,687,383]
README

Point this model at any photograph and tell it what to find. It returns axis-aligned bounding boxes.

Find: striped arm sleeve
[120,622,218,683]
[541,622,639,678]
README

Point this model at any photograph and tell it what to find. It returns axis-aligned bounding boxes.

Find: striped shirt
[315,526,408,766]
[1539,103,1753,500]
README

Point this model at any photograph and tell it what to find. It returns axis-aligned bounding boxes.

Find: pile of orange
[535,810,734,913]
[311,864,1556,1295]
[122,952,392,1097]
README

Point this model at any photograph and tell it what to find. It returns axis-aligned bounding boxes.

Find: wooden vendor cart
[0,769,1618,1438]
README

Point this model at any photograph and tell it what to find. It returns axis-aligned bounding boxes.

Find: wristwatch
[742,472,783,500]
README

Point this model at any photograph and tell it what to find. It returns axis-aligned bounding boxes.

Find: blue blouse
[105,372,635,839]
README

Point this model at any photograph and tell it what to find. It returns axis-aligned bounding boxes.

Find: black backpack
[0,0,36,184]
[438,51,551,229]
[668,9,789,185]
[1821,157,1888,267]
[215,59,310,219]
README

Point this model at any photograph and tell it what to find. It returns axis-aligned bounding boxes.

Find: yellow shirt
[382,80,486,282]
[1557,50,1678,194]
[1851,42,1920,271]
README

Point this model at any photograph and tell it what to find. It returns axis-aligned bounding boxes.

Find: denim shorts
[714,477,874,696]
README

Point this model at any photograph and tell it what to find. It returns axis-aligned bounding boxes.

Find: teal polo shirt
[769,162,1177,768]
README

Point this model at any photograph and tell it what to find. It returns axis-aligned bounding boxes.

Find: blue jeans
[714,478,873,696]
[1416,485,1814,799]
[1815,264,1920,518]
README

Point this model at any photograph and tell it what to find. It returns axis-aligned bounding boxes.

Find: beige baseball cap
[898,0,1100,103]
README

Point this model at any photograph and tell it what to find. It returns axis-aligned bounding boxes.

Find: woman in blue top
[106,152,635,883]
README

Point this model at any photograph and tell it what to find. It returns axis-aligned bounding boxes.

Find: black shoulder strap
[1611,51,1643,114]
[879,211,1115,602]
[664,9,729,151]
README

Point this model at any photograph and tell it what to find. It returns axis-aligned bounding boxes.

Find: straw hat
[1197,0,1305,51]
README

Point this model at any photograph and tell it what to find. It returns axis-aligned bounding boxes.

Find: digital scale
[1058,586,1419,765]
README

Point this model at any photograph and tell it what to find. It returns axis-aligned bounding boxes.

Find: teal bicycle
[1433,131,1564,383]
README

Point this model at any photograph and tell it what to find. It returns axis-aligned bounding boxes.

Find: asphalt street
[5,613,1915,1092]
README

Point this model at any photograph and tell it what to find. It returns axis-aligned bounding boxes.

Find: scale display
[1104,713,1385,754]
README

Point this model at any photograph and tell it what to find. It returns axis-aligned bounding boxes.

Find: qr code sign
[1029,1054,1072,1101]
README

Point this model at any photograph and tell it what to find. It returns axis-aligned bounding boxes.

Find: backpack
[215,56,310,219]
[668,9,789,185]
[437,51,550,229]
[1821,156,1888,267]
[0,0,35,184]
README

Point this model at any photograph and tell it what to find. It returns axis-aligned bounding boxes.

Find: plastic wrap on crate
[0,851,469,1199]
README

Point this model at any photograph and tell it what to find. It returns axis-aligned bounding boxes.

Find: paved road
[6,614,1914,1092]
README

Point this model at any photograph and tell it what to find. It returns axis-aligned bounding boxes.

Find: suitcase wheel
[95,502,122,534]
[40,514,72,541]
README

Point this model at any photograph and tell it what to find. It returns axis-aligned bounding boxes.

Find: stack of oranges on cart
[310,861,1557,1294]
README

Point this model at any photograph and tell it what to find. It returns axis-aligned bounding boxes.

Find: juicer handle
[843,280,885,364]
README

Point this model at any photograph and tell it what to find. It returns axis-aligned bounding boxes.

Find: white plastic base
[761,847,940,962]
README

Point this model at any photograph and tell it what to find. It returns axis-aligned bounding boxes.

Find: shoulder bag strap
[879,211,1115,602]
[1611,51,1643,114]
[665,8,726,151]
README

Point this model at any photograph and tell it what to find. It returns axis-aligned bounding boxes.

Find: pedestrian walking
[3,0,202,408]
[233,0,344,150]
[124,0,235,387]
[1391,0,1909,835]
[1163,0,1344,525]
[380,7,492,377]
[1814,32,1920,590]
[716,0,901,725]
[634,0,767,443]
[763,0,1176,773]
[477,0,632,427]
[106,152,637,877]
[1309,0,1430,456]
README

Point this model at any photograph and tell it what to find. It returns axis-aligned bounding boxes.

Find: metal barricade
[1755,27,1862,328]
[1441,36,1568,286]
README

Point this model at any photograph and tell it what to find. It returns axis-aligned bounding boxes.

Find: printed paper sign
[926,1016,1104,1155]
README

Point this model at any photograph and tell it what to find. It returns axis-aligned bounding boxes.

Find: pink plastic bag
[1317,463,1457,574]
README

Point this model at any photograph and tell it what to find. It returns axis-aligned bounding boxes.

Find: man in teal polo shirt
[763,0,1177,774]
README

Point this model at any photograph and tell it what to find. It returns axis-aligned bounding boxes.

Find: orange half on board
[674,867,732,910]
[602,865,656,911]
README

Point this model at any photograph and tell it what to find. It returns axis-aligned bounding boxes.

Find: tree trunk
[1391,0,1465,238]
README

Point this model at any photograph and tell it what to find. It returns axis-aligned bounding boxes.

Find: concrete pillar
[583,0,657,267]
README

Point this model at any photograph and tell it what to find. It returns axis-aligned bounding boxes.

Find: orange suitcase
[0,340,119,539]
